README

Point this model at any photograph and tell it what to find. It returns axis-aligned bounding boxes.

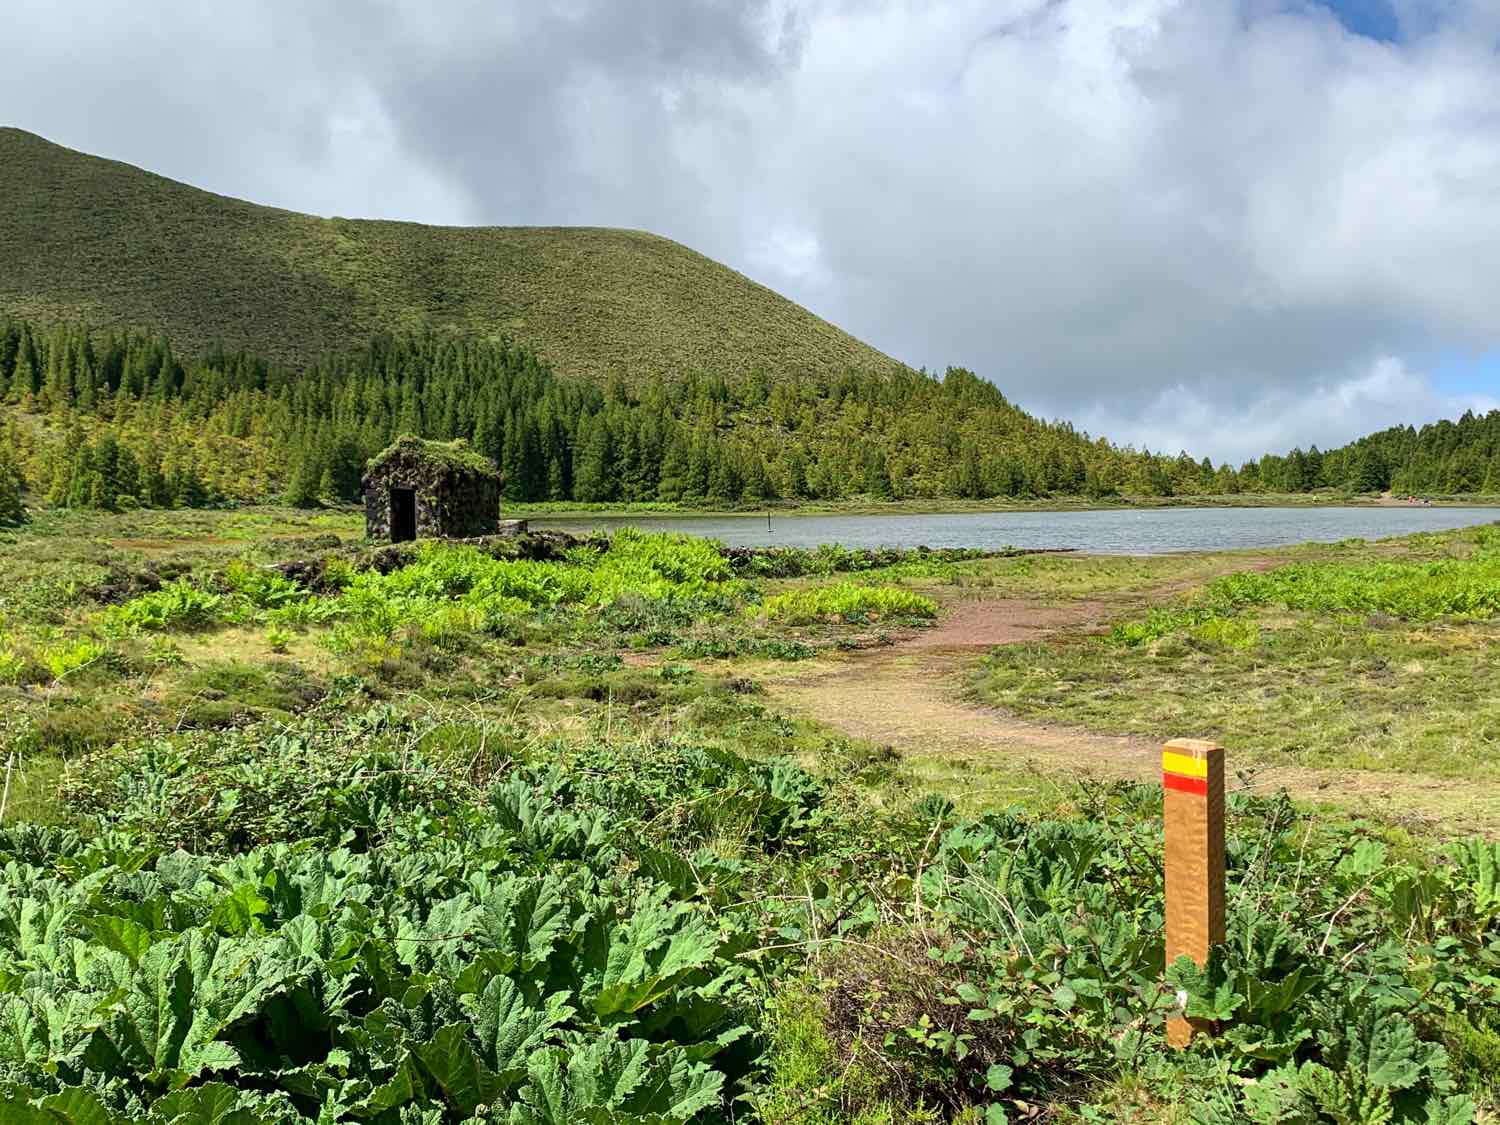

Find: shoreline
[508,493,1500,520]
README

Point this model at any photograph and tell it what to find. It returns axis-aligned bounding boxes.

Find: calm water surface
[531,506,1500,554]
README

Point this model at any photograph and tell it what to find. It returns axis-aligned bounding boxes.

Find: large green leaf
[83,937,194,1082]
[412,1023,503,1117]
[1363,1016,1424,1091]
[508,1037,723,1125]
[30,1087,119,1125]
[83,916,154,969]
[145,1083,269,1125]
[80,931,294,1088]
[466,975,570,1082]
[0,989,95,1071]
[587,900,719,1022]
[476,877,571,975]
[208,886,269,938]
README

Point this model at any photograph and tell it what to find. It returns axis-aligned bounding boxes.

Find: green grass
[974,526,1500,781]
[1,510,1499,1121]
[0,127,900,379]
[978,615,1500,779]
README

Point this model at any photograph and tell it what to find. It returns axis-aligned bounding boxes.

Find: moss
[754,981,929,1125]
[28,705,126,755]
[363,435,499,482]
[159,659,326,727]
[1446,1012,1500,1110]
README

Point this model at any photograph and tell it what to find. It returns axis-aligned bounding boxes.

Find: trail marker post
[1161,738,1225,1048]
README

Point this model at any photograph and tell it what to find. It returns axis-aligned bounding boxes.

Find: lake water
[530,506,1500,554]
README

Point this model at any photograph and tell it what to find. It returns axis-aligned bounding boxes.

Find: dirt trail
[763,573,1500,837]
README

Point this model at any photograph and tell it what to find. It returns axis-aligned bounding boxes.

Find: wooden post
[1162,738,1225,1048]
[0,753,14,825]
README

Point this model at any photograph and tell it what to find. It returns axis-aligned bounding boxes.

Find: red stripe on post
[1163,772,1209,796]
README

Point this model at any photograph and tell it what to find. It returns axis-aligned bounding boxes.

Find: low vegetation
[756,582,938,625]
[977,525,1500,782]
[0,510,1498,1122]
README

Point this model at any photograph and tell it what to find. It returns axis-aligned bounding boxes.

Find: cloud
[1074,355,1500,465]
[2,0,1499,460]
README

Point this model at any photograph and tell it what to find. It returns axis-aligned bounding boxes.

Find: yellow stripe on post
[1161,750,1210,779]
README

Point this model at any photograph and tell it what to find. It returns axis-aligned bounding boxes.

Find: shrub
[40,638,107,680]
[758,583,939,625]
[100,579,224,633]
[222,560,308,608]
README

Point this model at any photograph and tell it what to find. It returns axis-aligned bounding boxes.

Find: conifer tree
[284,447,322,508]
[572,414,616,503]
[740,452,770,502]
[0,436,26,526]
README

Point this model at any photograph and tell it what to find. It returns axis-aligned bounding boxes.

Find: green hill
[0,127,899,379]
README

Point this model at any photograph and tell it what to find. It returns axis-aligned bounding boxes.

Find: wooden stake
[1162,738,1225,1048]
[0,753,14,825]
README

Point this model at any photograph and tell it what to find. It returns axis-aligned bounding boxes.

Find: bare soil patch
[763,565,1500,837]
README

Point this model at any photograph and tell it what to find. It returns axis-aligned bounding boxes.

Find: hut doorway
[390,488,416,542]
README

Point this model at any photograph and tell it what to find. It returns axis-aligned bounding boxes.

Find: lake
[530,505,1500,554]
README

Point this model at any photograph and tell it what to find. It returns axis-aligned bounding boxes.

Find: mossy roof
[363,436,501,484]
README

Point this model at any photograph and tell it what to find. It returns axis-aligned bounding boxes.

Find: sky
[3,0,1499,464]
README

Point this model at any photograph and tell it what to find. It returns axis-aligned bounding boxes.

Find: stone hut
[361,436,502,542]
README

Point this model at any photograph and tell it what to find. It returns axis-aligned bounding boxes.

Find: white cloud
[1077,355,1500,465]
[3,0,1500,460]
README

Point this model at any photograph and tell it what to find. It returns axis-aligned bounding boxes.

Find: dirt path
[763,576,1500,837]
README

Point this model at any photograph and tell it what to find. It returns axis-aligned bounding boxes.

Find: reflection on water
[530,506,1500,554]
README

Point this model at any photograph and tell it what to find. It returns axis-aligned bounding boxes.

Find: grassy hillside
[0,127,899,378]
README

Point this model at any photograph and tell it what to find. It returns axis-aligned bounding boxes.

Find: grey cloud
[2,0,1498,460]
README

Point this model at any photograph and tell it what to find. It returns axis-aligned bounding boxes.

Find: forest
[0,316,1497,517]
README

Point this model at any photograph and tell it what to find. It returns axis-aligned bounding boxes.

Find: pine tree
[572,414,616,503]
[138,441,171,508]
[774,446,807,500]
[284,446,322,508]
[1482,455,1500,497]
[706,444,740,503]
[0,437,26,526]
[326,434,365,502]
[740,453,770,502]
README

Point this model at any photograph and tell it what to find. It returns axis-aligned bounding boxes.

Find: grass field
[0,127,900,379]
[1,509,1498,1123]
[973,525,1500,784]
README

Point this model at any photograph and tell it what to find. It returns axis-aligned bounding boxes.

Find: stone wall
[427,476,501,538]
[363,473,500,541]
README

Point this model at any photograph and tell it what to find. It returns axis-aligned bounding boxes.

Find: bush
[40,638,107,680]
[1207,555,1500,621]
[100,579,224,633]
[758,583,939,625]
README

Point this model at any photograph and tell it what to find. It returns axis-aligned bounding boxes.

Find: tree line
[1,316,1495,522]
[1253,412,1500,496]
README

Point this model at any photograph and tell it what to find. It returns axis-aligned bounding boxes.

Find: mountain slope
[0,127,898,378]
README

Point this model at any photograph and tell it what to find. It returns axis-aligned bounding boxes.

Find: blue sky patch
[1316,0,1402,42]
[1431,350,1500,399]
